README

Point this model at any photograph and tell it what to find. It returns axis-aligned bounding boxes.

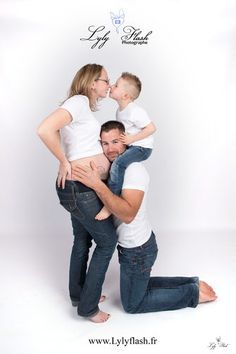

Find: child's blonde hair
[121,72,142,100]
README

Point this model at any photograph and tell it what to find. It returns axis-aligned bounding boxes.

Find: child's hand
[120,133,135,145]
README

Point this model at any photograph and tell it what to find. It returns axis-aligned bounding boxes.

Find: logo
[110,9,125,33]
[80,9,153,49]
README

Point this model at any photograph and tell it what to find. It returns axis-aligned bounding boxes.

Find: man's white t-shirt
[60,95,103,161]
[116,102,154,149]
[114,162,152,248]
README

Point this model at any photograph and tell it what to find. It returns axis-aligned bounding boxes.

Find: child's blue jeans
[108,145,152,195]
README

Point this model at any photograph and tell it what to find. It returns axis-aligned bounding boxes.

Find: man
[72,121,217,314]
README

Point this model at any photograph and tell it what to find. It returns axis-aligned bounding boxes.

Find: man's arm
[71,162,144,224]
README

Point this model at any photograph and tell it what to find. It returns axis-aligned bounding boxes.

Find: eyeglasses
[95,78,110,84]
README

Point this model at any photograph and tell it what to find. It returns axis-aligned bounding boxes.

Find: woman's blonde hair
[66,64,103,110]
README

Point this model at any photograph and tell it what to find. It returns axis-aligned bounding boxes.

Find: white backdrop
[1,0,236,235]
[1,1,236,353]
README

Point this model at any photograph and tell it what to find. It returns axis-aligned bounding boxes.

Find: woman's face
[92,68,110,98]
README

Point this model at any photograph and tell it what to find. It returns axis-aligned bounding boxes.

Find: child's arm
[120,122,156,145]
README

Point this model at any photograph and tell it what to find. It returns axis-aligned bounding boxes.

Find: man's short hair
[100,120,125,135]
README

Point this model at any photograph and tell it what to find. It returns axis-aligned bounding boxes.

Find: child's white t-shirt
[116,102,154,149]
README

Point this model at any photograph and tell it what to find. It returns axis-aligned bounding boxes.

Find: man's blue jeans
[108,146,152,195]
[56,180,117,317]
[118,232,199,313]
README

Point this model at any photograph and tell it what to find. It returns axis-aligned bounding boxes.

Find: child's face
[109,77,128,101]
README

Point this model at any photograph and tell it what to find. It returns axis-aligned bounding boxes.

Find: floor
[0,229,235,354]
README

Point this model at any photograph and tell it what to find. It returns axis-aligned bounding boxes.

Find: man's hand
[72,161,144,224]
[71,161,102,189]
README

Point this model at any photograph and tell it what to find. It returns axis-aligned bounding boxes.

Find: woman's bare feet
[90,310,110,323]
[99,295,106,303]
[95,206,111,220]
[199,280,217,303]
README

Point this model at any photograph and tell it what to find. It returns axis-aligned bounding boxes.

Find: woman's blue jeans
[108,146,152,195]
[118,232,199,313]
[56,180,118,317]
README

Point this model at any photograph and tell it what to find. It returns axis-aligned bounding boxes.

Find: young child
[95,72,156,220]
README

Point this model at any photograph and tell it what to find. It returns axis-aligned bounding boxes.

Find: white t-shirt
[60,95,103,161]
[114,162,152,248]
[116,102,154,149]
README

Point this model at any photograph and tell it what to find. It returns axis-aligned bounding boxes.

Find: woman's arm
[37,108,72,188]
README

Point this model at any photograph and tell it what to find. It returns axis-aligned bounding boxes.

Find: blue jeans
[108,146,152,195]
[118,232,199,313]
[56,180,117,317]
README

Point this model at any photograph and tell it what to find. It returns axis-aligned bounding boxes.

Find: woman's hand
[57,160,72,189]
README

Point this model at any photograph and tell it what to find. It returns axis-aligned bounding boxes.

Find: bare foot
[199,280,217,303]
[99,295,106,303]
[90,310,110,323]
[95,206,111,220]
[200,281,215,294]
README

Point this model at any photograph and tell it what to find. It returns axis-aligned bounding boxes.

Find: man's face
[100,128,126,161]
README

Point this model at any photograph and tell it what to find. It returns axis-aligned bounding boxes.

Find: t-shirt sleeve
[60,95,87,123]
[122,163,149,191]
[133,106,152,128]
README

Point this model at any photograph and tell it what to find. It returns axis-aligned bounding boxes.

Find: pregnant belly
[70,153,110,180]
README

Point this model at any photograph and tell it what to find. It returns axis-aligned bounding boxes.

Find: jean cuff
[77,306,100,318]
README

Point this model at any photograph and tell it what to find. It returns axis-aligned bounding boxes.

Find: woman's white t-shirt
[60,95,103,161]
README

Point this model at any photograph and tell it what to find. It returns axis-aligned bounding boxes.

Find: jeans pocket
[57,189,77,212]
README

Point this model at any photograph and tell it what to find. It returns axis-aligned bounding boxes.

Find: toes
[99,295,106,303]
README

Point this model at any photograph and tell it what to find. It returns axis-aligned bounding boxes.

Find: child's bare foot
[95,206,111,220]
[199,280,217,303]
[90,310,110,323]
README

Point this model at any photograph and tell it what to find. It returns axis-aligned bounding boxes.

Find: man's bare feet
[90,310,110,323]
[199,280,217,303]
[95,206,111,220]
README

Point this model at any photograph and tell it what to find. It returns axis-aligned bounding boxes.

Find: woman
[37,64,117,323]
